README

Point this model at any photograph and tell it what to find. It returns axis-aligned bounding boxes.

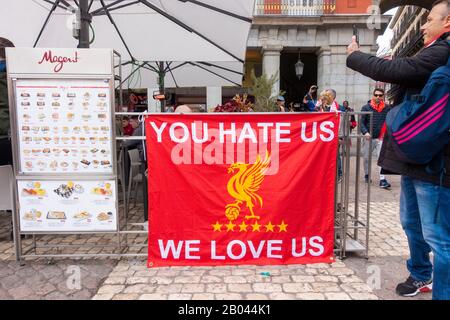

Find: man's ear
[445,14,450,28]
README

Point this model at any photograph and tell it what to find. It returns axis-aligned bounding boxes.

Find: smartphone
[353,24,359,45]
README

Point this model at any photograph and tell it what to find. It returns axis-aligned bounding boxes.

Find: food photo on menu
[18,180,117,231]
[14,80,114,174]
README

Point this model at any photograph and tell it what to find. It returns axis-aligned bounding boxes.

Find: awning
[0,0,254,87]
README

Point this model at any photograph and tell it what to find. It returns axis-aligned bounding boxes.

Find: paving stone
[168,293,192,300]
[34,283,57,296]
[252,283,282,293]
[1,275,22,290]
[270,276,291,283]
[133,269,158,277]
[123,284,156,294]
[125,277,149,285]
[291,275,315,283]
[180,270,206,276]
[283,283,314,293]
[228,284,253,293]
[325,292,351,300]
[244,275,268,283]
[349,293,379,300]
[192,293,215,300]
[304,268,319,275]
[314,276,339,283]
[200,276,223,283]
[224,276,247,284]
[148,276,174,285]
[340,283,373,293]
[68,289,92,300]
[112,293,139,300]
[96,285,125,295]
[44,291,70,300]
[338,275,365,283]
[296,293,326,300]
[82,276,102,290]
[245,293,269,300]
[104,277,126,285]
[311,283,342,293]
[215,293,243,300]
[139,293,168,300]
[181,284,205,293]
[8,285,35,299]
[206,284,227,293]
[327,268,354,276]
[155,284,183,293]
[209,269,232,276]
[269,292,295,300]
[231,269,255,276]
[156,269,181,277]
[174,276,201,284]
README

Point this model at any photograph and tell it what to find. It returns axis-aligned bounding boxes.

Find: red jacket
[123,124,134,136]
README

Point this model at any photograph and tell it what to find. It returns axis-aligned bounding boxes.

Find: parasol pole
[78,0,91,48]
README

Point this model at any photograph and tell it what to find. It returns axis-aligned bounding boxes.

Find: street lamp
[295,52,304,79]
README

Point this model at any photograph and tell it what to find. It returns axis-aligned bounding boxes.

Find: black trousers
[0,137,12,166]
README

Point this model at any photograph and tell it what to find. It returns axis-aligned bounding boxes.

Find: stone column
[262,45,283,97]
[317,46,331,94]
[207,86,222,111]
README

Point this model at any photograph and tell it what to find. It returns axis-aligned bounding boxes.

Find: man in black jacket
[347,0,450,300]
[360,88,391,189]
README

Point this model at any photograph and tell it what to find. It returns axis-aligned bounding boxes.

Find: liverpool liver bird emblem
[225,151,271,221]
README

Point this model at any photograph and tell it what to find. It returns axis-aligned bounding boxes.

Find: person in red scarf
[360,88,391,189]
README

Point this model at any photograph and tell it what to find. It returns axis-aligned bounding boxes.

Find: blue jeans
[400,176,450,300]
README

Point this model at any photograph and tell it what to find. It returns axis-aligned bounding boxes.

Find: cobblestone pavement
[0,259,116,300]
[0,159,433,300]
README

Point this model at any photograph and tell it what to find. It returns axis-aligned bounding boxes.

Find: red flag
[145,113,339,267]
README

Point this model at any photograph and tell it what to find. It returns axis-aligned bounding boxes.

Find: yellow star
[278,220,288,233]
[239,221,249,232]
[226,221,236,232]
[252,221,261,232]
[264,222,275,232]
[212,221,223,232]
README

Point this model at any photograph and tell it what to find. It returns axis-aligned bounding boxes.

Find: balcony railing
[254,0,336,16]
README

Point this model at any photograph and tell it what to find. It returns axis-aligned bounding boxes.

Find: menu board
[18,180,117,232]
[14,79,113,174]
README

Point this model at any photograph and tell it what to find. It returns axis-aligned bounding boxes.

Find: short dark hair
[0,37,14,60]
[373,88,385,95]
[433,0,450,15]
[433,0,450,8]
[122,116,129,121]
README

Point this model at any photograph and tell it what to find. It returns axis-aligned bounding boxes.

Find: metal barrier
[334,112,373,259]
[10,111,373,262]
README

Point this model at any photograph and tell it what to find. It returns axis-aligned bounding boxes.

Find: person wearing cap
[303,85,318,112]
[276,96,286,112]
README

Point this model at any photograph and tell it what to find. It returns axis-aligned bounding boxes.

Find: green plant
[250,70,284,112]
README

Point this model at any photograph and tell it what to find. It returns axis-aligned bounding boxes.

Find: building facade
[170,0,390,111]
[243,0,390,110]
[385,5,428,102]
